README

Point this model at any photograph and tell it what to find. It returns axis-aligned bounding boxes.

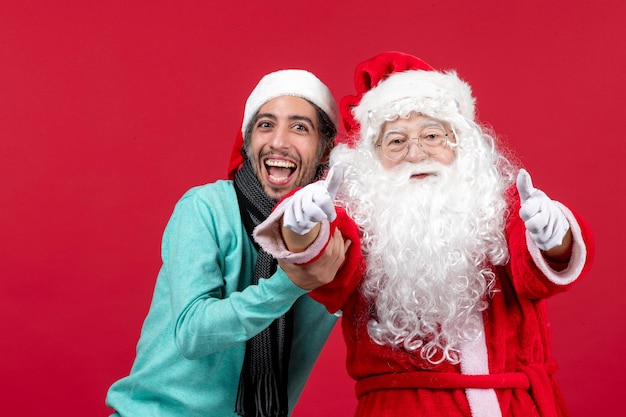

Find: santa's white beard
[331,144,511,364]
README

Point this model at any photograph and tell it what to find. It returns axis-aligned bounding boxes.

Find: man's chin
[264,186,291,201]
[260,174,296,200]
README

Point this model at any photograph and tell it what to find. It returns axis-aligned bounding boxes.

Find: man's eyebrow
[288,115,315,126]
[254,113,277,122]
[253,114,315,127]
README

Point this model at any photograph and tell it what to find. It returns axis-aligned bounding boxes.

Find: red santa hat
[340,51,475,147]
[227,69,338,180]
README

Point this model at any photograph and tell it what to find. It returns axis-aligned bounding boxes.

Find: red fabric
[355,370,532,394]
[260,187,364,314]
[339,51,434,141]
[227,125,245,180]
[305,207,363,313]
[310,188,595,417]
[268,186,364,314]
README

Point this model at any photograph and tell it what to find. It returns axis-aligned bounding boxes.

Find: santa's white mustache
[385,160,449,182]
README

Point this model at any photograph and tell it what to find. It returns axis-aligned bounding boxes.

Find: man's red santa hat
[227,69,338,180]
[340,51,475,147]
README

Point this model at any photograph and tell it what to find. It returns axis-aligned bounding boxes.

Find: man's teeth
[266,159,296,168]
[265,159,296,182]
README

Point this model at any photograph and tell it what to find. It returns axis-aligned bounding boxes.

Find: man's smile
[264,158,297,184]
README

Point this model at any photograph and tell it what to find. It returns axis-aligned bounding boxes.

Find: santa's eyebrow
[418,120,447,129]
[382,128,408,136]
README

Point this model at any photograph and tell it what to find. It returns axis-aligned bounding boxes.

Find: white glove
[516,169,570,251]
[282,164,344,235]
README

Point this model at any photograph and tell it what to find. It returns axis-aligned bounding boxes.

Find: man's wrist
[281,221,321,253]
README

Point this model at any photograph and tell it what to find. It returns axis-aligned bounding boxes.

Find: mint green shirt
[106,180,337,417]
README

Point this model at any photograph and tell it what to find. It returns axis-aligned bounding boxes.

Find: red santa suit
[254,187,594,417]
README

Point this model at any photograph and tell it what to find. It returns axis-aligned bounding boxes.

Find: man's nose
[269,126,290,149]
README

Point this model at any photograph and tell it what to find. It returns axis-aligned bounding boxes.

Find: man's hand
[516,169,570,252]
[282,164,343,235]
[279,228,351,290]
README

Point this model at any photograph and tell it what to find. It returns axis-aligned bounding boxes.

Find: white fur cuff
[253,197,332,264]
[527,202,588,285]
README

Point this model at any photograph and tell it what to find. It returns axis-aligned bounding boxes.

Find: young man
[254,52,594,417]
[106,69,350,417]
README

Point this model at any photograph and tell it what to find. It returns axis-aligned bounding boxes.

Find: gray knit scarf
[234,159,294,417]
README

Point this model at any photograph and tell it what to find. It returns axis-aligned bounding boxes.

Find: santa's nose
[404,142,429,163]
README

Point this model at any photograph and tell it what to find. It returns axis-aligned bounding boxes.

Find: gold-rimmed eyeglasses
[376,129,455,161]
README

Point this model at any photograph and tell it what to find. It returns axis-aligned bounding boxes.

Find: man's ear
[321,137,335,164]
[320,150,330,166]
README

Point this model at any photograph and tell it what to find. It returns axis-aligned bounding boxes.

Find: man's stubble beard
[247,147,321,201]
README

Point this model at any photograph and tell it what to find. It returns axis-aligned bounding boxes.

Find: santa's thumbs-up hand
[516,169,570,251]
[283,164,344,235]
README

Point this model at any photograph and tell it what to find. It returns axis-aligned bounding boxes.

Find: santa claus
[254,51,594,417]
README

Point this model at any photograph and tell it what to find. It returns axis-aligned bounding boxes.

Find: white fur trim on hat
[241,69,338,136]
[353,70,475,144]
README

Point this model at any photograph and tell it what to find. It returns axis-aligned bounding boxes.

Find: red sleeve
[307,207,365,313]
[505,185,595,299]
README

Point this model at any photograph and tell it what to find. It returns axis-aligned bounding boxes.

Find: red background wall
[1,1,623,415]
